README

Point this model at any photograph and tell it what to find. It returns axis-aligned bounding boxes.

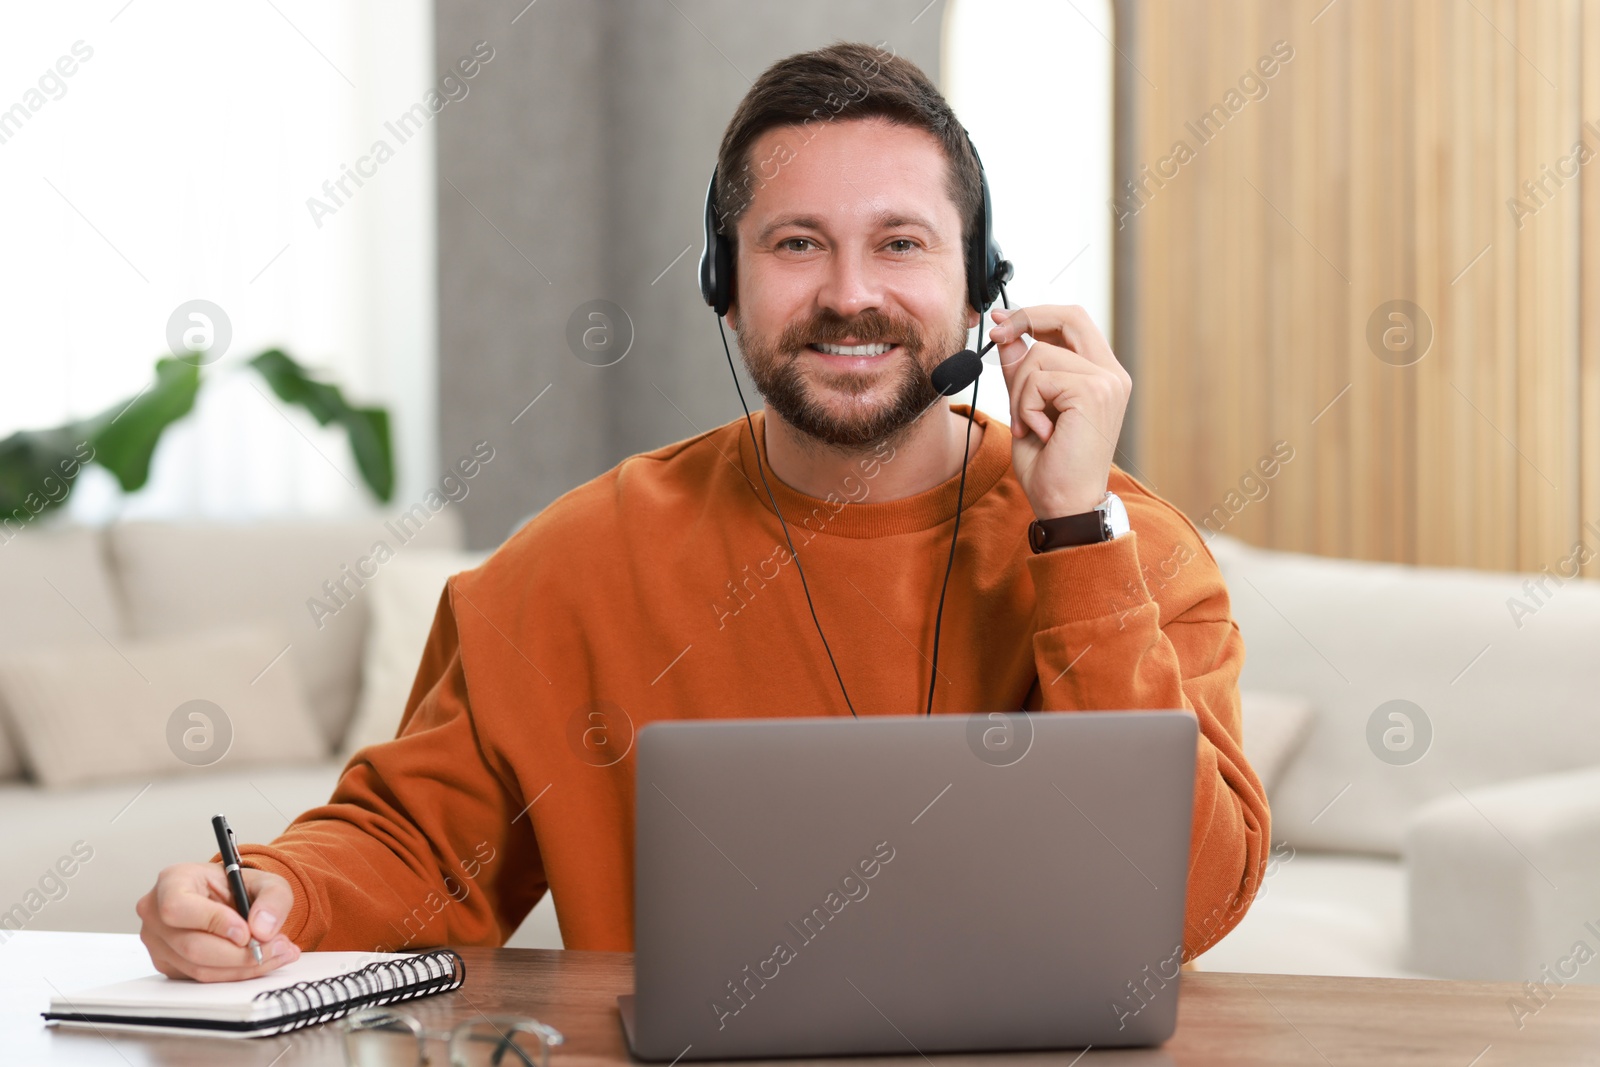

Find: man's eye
[886,239,917,253]
[780,238,816,252]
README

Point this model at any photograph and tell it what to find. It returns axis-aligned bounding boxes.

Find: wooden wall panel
[1586,0,1600,577]
[1119,0,1599,575]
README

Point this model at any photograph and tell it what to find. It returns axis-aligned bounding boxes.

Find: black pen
[211,814,263,964]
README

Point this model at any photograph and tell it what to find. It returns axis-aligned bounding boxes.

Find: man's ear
[726,302,739,331]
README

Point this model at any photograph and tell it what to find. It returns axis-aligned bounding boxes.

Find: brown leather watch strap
[1028,510,1110,553]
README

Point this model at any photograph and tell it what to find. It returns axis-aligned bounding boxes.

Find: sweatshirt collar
[731,404,1012,539]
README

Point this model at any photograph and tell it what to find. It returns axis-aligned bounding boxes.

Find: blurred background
[2,0,1598,988]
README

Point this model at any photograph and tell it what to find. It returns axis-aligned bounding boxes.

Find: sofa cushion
[343,549,488,756]
[1239,689,1314,797]
[0,525,124,780]
[0,624,324,789]
[1209,534,1600,856]
[0,762,347,938]
[0,760,566,951]
[1194,850,1426,979]
[107,513,463,751]
[1405,765,1600,982]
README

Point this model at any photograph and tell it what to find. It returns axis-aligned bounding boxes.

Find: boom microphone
[931,325,1007,397]
[931,349,983,397]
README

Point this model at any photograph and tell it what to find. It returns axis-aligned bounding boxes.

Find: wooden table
[5,932,1598,1065]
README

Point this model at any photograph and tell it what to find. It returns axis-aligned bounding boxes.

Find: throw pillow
[0,623,325,788]
[1240,689,1316,796]
[343,550,488,755]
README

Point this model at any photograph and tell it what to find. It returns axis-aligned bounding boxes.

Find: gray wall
[435,0,947,548]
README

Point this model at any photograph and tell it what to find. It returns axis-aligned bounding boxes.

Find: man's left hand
[990,304,1132,521]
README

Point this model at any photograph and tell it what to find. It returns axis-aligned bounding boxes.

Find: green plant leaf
[0,426,92,523]
[0,357,200,522]
[249,349,394,502]
[81,358,203,493]
[0,349,392,524]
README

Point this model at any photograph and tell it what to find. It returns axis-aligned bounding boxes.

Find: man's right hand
[136,863,300,982]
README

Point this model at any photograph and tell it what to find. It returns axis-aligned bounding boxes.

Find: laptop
[619,710,1197,1060]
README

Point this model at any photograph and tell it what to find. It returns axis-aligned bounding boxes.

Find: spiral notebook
[43,949,464,1038]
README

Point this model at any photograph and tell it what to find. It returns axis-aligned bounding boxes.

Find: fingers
[1016,367,1122,445]
[991,317,1033,437]
[162,927,300,976]
[137,863,301,983]
[154,865,254,945]
[146,937,299,983]
[992,306,1132,444]
[1001,338,1107,440]
[990,305,1127,378]
[242,868,293,943]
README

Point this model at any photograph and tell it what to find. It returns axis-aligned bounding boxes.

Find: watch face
[1103,493,1131,538]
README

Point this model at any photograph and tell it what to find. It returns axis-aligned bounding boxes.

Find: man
[137,42,1268,982]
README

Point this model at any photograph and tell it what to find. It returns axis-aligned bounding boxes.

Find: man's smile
[805,340,903,364]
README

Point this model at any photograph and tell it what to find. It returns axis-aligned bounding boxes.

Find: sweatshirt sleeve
[237,583,548,953]
[1024,501,1271,963]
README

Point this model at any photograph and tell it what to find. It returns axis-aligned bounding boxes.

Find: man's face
[727,117,977,450]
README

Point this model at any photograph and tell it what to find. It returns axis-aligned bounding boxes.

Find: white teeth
[814,342,894,356]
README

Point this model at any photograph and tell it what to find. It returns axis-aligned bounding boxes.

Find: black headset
[698,127,1013,719]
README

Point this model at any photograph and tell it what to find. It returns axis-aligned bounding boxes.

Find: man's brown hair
[714,41,983,258]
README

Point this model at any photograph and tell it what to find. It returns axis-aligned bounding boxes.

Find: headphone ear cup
[699,168,734,315]
[697,238,717,309]
[965,218,988,314]
[699,232,733,316]
[712,232,734,317]
[964,134,1008,313]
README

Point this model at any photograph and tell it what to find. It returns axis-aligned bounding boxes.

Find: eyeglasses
[341,1006,564,1067]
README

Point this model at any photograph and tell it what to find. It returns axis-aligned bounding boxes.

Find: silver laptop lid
[628,711,1197,1061]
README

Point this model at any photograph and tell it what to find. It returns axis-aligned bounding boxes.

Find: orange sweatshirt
[242,405,1270,962]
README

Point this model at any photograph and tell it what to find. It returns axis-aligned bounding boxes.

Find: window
[0,2,435,520]
[942,0,1115,428]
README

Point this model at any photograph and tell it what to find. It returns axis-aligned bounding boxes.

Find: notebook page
[49,951,415,1023]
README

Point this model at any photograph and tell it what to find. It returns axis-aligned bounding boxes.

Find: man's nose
[815,247,884,318]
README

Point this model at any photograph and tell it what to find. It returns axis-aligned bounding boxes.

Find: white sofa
[1197,534,1600,983]
[3,519,1596,982]
[0,514,564,950]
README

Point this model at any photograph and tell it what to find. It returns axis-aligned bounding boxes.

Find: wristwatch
[1028,492,1130,553]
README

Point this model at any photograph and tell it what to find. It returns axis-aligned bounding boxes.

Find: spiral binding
[249,948,466,1036]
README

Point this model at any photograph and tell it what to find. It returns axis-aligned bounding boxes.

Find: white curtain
[941,0,1115,428]
[0,0,436,521]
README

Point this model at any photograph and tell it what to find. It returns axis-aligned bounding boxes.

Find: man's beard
[737,307,970,451]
